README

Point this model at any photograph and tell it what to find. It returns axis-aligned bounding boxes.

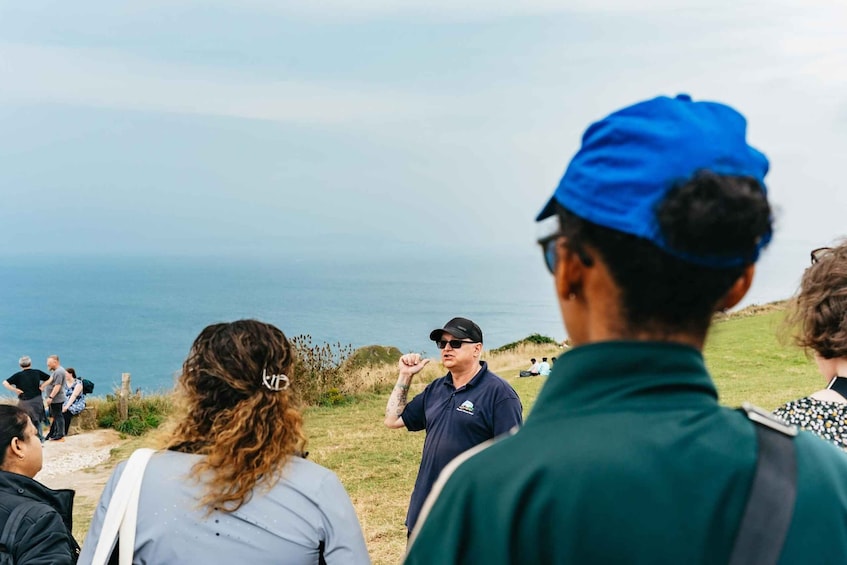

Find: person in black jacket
[3,356,50,443]
[0,405,78,564]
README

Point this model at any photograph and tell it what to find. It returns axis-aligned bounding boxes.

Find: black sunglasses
[537,233,595,274]
[811,247,832,265]
[538,234,561,275]
[435,339,477,350]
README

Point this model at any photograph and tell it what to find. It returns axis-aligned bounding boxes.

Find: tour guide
[383,316,522,533]
[405,95,847,563]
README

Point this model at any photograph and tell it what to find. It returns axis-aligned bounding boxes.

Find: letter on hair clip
[262,369,290,391]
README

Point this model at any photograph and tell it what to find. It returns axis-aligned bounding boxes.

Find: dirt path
[36,429,130,538]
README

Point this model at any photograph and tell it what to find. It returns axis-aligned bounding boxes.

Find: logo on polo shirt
[457,400,475,415]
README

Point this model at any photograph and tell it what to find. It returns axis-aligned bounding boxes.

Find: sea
[0,244,809,393]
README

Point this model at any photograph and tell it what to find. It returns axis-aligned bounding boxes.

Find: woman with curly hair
[774,243,847,449]
[80,319,370,564]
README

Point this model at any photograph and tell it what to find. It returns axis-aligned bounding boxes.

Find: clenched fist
[398,354,430,378]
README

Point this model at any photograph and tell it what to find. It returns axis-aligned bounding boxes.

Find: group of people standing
[3,355,86,444]
[0,356,89,564]
[3,92,847,565]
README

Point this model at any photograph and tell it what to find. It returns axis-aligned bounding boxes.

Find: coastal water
[0,245,807,393]
[0,253,564,393]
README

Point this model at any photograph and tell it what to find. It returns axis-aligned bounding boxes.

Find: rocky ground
[37,429,128,511]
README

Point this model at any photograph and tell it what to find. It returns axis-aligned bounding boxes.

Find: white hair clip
[262,369,290,391]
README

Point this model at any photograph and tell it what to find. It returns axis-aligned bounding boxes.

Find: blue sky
[1,0,845,278]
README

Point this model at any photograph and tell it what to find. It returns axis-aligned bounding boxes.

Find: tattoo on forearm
[386,382,410,418]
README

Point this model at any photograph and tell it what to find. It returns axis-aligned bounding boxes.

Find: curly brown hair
[165,319,307,512]
[785,242,847,359]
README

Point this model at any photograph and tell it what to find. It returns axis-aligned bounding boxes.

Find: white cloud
[773,15,847,87]
[0,42,444,125]
[206,0,846,25]
[225,0,759,21]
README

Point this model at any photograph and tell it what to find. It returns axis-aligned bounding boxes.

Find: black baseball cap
[429,317,483,343]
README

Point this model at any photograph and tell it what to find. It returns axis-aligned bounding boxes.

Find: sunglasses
[435,339,477,350]
[811,247,832,265]
[538,234,561,274]
[537,234,595,274]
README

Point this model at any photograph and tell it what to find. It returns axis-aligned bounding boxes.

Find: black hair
[0,405,31,468]
[558,171,772,338]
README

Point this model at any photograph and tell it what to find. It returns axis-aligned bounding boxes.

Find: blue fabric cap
[536,94,771,266]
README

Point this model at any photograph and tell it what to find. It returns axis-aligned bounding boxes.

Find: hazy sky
[1,0,845,267]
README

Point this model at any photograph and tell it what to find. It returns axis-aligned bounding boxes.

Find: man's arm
[384,354,430,429]
[46,383,61,403]
[3,379,23,396]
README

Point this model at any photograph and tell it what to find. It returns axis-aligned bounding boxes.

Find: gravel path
[35,429,125,482]
[38,445,113,479]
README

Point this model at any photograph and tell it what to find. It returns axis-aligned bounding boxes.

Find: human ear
[720,265,755,310]
[554,241,585,301]
[8,437,23,459]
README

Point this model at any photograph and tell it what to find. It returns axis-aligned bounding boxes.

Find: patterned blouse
[773,397,847,451]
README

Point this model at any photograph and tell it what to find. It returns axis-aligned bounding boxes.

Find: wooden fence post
[119,372,131,422]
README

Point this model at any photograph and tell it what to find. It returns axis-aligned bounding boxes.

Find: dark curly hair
[558,171,773,338]
[166,319,307,512]
[784,242,847,359]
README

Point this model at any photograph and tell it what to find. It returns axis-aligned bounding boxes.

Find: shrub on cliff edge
[491,333,559,353]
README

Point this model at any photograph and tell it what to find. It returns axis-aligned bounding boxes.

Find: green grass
[74,308,821,565]
[345,345,404,370]
[91,394,174,435]
[70,435,154,542]
[491,333,560,353]
[705,310,818,409]
[303,310,821,564]
[303,348,555,564]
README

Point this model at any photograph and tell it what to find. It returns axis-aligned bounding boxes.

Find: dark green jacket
[405,341,847,564]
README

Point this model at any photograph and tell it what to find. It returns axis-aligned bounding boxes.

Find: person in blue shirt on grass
[384,316,522,535]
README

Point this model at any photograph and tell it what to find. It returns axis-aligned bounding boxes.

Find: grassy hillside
[307,308,820,564]
[705,309,817,408]
[305,342,560,564]
[74,306,821,565]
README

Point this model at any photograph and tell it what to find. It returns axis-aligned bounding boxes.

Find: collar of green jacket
[529,341,717,422]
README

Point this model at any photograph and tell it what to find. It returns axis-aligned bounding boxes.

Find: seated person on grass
[519,358,540,377]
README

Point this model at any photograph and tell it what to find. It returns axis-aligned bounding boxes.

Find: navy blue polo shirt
[402,360,522,530]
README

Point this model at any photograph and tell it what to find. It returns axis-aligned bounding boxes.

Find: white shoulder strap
[90,448,157,565]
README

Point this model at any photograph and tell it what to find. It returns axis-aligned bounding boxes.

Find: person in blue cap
[404,95,847,563]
